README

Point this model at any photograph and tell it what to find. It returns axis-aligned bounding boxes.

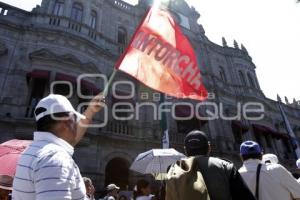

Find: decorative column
[84,0,91,26]
[64,0,72,18]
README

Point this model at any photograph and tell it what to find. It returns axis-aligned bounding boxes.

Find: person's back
[239,141,300,200]
[12,133,86,200]
[166,130,255,200]
[196,156,248,200]
[239,160,300,200]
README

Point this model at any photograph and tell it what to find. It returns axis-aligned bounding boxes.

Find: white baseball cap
[106,184,120,191]
[34,94,86,122]
[262,153,279,164]
[296,159,300,169]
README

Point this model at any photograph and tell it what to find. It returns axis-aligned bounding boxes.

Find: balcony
[30,14,119,57]
[103,121,134,136]
[49,16,60,26]
[68,20,81,32]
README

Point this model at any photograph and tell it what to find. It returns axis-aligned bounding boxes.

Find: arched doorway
[105,157,129,190]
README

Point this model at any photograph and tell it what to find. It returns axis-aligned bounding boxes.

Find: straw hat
[0,175,13,191]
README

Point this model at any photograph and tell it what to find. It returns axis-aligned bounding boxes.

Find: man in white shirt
[239,141,300,200]
[12,94,104,200]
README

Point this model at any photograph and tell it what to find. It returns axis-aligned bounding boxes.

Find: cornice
[29,48,99,73]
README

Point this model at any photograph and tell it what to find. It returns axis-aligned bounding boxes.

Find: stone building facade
[0,0,300,193]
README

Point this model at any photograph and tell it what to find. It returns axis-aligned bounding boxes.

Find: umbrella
[0,139,32,177]
[130,148,186,176]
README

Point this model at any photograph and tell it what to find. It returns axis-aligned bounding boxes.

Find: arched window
[118,27,127,53]
[219,66,227,82]
[90,10,97,29]
[71,3,83,22]
[247,73,256,88]
[52,0,64,16]
[118,27,127,45]
[239,71,246,85]
[255,79,260,89]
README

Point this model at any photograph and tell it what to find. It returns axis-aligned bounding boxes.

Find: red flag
[116,7,208,101]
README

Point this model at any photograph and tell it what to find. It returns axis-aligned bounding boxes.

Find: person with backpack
[165,130,255,200]
[239,141,300,200]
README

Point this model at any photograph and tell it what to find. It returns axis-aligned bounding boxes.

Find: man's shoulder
[266,163,283,170]
[209,157,233,163]
[31,142,73,168]
[207,157,234,168]
[266,163,292,176]
[195,156,235,175]
[238,165,246,173]
[266,163,288,174]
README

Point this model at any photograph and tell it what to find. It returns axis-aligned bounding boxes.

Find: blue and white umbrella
[130,148,186,176]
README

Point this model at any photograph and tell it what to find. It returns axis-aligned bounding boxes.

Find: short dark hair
[241,153,262,161]
[133,179,150,200]
[184,130,209,156]
[186,147,209,157]
[35,108,69,132]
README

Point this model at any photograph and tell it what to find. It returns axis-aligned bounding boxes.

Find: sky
[1,0,300,102]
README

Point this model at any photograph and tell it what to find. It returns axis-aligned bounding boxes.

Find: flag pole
[160,0,171,150]
[160,93,169,149]
[277,95,300,159]
[100,8,150,98]
[102,68,117,97]
[100,4,150,98]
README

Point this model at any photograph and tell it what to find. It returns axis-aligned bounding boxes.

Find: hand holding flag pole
[102,68,117,98]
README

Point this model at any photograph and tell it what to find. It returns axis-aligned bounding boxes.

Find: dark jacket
[196,156,255,200]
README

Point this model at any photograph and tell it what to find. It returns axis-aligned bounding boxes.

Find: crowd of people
[80,179,156,200]
[75,131,300,200]
[0,94,299,200]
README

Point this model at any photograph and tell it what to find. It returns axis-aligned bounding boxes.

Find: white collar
[34,131,74,155]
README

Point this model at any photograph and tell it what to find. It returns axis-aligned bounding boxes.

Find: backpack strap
[255,163,262,200]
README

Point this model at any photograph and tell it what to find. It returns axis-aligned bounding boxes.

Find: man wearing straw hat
[0,175,13,200]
